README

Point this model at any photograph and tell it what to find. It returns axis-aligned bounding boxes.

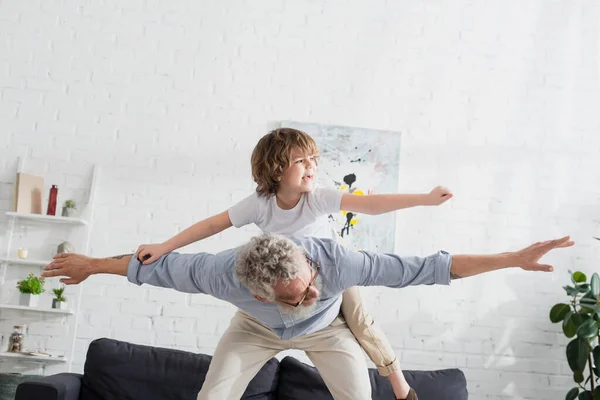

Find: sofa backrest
[276,355,469,400]
[79,338,280,400]
[79,338,468,400]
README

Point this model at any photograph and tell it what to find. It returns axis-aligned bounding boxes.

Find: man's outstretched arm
[333,236,574,289]
[449,236,574,279]
[42,251,220,295]
[42,253,133,284]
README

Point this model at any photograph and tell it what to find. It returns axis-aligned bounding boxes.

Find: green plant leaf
[573,272,588,284]
[594,346,600,371]
[565,286,579,296]
[577,319,599,339]
[567,338,589,372]
[581,298,598,306]
[591,274,600,298]
[580,391,593,400]
[564,312,577,338]
[578,284,592,294]
[572,313,587,328]
[551,304,572,323]
[574,371,585,383]
[567,388,580,400]
[593,387,600,400]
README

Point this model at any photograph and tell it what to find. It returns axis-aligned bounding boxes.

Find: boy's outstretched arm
[136,210,233,264]
[340,186,453,215]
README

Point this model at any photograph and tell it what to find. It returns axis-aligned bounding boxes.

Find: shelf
[3,258,51,267]
[6,212,87,226]
[0,304,74,315]
[0,352,66,363]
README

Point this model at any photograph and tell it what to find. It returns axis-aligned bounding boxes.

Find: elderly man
[42,234,573,400]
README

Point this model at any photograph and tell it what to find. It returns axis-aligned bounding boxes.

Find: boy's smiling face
[280,148,319,193]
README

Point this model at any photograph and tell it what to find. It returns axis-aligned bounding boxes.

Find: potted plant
[61,199,76,217]
[16,273,45,307]
[52,287,67,310]
[549,269,600,399]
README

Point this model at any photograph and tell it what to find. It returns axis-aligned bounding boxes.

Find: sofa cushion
[79,338,279,400]
[0,373,44,400]
[276,356,468,400]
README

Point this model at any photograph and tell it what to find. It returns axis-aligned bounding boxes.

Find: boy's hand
[135,243,169,264]
[425,186,453,206]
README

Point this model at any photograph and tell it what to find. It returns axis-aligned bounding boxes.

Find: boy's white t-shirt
[228,187,343,240]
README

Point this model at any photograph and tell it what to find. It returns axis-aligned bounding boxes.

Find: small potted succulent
[52,287,67,310]
[61,200,76,217]
[16,273,45,307]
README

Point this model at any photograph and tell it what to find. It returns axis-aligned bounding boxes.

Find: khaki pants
[197,310,373,400]
[341,286,400,376]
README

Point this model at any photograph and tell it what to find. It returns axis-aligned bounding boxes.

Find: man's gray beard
[280,275,323,319]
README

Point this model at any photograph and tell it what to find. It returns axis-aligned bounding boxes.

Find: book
[14,173,44,214]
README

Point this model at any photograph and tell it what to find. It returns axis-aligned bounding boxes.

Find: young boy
[136,128,452,400]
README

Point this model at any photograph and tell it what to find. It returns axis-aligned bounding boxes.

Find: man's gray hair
[235,233,302,300]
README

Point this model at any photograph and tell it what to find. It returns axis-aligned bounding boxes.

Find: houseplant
[549,269,600,399]
[61,199,76,217]
[52,287,67,310]
[16,274,45,307]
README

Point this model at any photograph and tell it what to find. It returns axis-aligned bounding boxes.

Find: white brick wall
[1,0,599,398]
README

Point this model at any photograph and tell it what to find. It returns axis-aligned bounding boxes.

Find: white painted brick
[174,318,194,333]
[155,331,177,347]
[163,304,202,319]
[148,288,188,303]
[151,317,175,331]
[110,314,134,329]
[105,285,146,300]
[74,325,111,340]
[88,313,111,327]
[120,300,161,316]
[27,323,68,336]
[131,316,152,330]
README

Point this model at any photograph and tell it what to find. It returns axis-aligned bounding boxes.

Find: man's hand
[424,186,453,206]
[42,253,94,285]
[512,236,575,272]
[450,235,574,279]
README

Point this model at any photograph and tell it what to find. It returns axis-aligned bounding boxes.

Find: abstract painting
[280,121,401,253]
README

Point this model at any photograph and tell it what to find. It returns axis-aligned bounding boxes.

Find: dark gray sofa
[15,338,468,399]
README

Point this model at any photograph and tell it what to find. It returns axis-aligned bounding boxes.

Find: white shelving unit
[0,304,74,315]
[0,352,66,363]
[3,258,51,267]
[0,156,99,372]
[5,212,88,226]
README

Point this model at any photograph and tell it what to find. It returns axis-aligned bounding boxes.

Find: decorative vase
[57,241,75,254]
[7,325,25,353]
[19,293,39,307]
[52,299,67,310]
[61,207,76,217]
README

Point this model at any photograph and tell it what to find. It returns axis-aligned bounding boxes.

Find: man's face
[272,255,321,317]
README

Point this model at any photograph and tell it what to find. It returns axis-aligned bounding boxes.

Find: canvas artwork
[280,121,401,253]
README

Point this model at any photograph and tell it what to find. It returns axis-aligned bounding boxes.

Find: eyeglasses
[278,257,320,308]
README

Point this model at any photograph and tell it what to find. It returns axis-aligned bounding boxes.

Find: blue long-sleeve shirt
[127,236,452,340]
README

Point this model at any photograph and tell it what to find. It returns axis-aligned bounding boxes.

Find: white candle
[17,248,28,259]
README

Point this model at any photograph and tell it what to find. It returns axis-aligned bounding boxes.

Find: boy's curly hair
[251,128,319,197]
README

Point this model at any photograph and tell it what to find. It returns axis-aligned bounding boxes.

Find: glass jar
[7,325,24,353]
